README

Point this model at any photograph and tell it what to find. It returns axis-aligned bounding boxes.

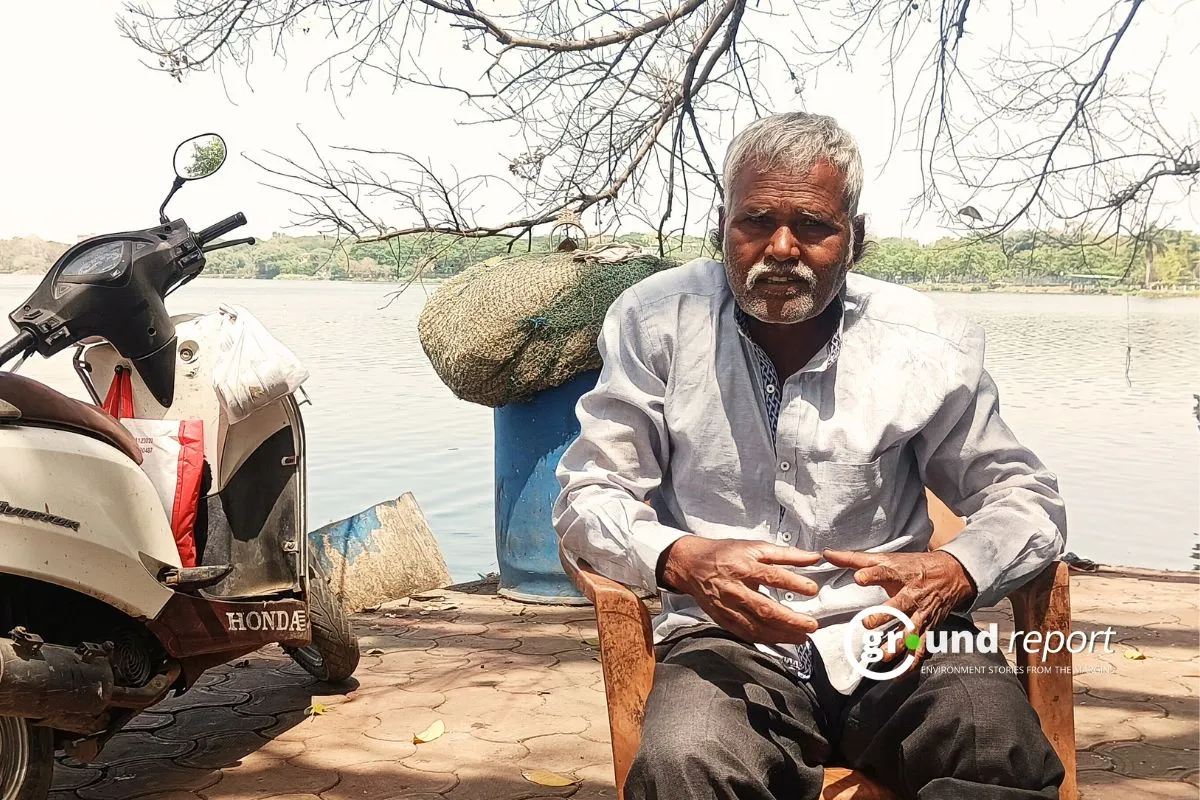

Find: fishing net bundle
[418,245,675,407]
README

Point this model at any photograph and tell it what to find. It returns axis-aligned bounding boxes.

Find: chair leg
[1011,562,1077,800]
[560,550,657,800]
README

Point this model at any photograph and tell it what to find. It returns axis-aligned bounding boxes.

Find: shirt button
[779,461,790,472]
[765,384,777,395]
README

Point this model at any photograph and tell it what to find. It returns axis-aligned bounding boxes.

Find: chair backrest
[926,489,965,548]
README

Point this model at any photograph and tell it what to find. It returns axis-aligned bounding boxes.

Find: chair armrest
[560,546,656,795]
[1009,561,1077,800]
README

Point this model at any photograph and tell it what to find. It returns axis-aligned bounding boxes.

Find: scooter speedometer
[59,240,131,285]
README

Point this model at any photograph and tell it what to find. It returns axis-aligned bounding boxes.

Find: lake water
[1,275,1196,578]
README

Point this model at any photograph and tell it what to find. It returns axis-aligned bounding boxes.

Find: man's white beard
[739,255,850,324]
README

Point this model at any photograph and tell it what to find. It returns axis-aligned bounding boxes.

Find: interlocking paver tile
[233,680,324,718]
[518,733,608,775]
[350,689,446,713]
[1074,693,1146,749]
[462,652,559,672]
[441,780,564,800]
[463,703,589,743]
[407,661,513,694]
[578,719,613,747]
[194,670,232,689]
[434,634,519,653]
[365,644,442,672]
[483,623,574,642]
[1078,771,1198,799]
[405,620,491,638]
[1075,750,1115,772]
[318,761,455,799]
[174,731,271,769]
[290,731,417,770]
[154,708,275,742]
[401,731,526,774]
[123,713,175,733]
[150,687,251,712]
[571,761,618,787]
[87,732,195,767]
[1094,741,1199,781]
[1123,703,1198,749]
[50,764,103,791]
[556,785,620,800]
[251,738,307,760]
[511,637,592,656]
[199,760,338,799]
[365,707,446,743]
[206,665,311,694]
[75,760,218,800]
[260,709,318,741]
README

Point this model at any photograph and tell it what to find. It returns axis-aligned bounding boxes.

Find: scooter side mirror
[173,134,227,181]
[160,133,228,224]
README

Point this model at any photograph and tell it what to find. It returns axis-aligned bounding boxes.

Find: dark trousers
[626,616,1064,800]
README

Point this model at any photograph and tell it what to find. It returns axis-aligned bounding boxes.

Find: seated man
[553,112,1067,800]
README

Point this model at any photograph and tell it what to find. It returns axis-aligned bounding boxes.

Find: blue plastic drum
[493,370,599,604]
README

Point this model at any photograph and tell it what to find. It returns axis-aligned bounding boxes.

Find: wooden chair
[561,491,1077,800]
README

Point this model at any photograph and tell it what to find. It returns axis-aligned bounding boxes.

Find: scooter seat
[0,372,143,464]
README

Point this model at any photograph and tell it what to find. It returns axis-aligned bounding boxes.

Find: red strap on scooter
[171,419,204,568]
[100,365,201,568]
[100,367,136,419]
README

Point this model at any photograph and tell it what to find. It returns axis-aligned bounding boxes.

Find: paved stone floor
[51,568,1198,800]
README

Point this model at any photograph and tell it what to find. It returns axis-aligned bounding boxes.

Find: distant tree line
[2,229,1197,289]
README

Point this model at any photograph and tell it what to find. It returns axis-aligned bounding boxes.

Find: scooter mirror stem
[158,175,186,224]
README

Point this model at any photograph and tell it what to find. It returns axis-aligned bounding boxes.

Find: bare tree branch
[120,0,1197,250]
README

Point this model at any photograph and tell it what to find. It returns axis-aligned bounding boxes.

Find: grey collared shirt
[552,258,1067,693]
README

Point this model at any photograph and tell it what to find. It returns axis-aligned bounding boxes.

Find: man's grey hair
[722,112,864,216]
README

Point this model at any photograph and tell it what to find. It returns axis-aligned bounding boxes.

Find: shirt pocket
[815,457,891,550]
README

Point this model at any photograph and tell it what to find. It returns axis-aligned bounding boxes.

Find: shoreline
[910,282,1200,298]
[3,271,1196,297]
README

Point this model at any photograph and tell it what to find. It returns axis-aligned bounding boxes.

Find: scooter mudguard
[0,425,178,619]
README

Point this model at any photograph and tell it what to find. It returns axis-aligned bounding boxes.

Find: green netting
[418,250,674,407]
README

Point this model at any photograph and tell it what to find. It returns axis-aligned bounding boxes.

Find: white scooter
[0,135,359,798]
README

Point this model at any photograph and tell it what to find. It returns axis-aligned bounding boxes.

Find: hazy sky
[1,1,1195,243]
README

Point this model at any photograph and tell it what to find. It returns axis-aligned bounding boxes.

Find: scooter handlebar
[195,212,247,246]
[0,329,35,367]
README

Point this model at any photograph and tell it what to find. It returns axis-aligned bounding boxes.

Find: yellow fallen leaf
[304,703,328,716]
[582,637,601,647]
[522,769,579,787]
[366,648,385,655]
[1123,647,1147,660]
[413,719,446,744]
